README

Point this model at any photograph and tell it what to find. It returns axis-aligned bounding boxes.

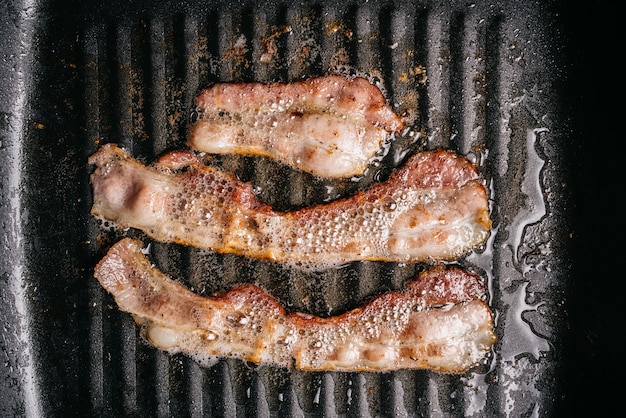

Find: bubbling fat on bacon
[188,74,405,178]
[94,238,497,372]
[89,144,491,266]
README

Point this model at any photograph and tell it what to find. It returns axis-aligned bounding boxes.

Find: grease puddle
[500,127,551,361]
[462,125,552,416]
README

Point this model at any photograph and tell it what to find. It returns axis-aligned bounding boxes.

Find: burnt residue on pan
[1,0,596,416]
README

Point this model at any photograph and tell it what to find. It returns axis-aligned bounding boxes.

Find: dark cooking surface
[0,0,611,416]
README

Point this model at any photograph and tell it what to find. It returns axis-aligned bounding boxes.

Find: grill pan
[0,0,607,416]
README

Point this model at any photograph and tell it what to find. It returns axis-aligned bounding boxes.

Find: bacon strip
[188,75,405,177]
[89,144,491,265]
[94,238,496,372]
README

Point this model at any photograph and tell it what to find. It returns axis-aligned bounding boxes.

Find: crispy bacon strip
[94,238,496,372]
[188,75,405,177]
[89,144,491,265]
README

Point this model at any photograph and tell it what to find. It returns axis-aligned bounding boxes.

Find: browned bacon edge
[193,74,405,132]
[94,238,497,373]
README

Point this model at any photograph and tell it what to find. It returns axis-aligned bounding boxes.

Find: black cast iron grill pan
[0,0,576,416]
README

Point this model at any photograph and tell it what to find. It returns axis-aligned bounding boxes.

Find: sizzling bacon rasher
[94,238,496,372]
[188,75,405,178]
[89,144,491,266]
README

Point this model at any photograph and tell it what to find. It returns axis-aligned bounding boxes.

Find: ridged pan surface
[0,0,573,416]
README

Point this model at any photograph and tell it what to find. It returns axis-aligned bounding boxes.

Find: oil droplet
[310,340,323,349]
[383,200,397,212]
[226,311,249,327]
[204,330,218,341]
